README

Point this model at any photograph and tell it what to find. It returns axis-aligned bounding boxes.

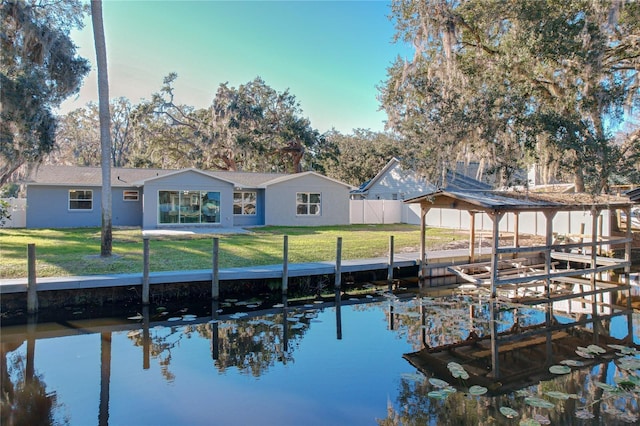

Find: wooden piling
[27,243,38,314]
[335,237,342,290]
[212,237,220,300]
[142,237,150,305]
[282,235,289,296]
[387,235,394,292]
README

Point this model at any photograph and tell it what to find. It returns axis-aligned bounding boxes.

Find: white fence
[1,198,26,228]
[350,199,614,238]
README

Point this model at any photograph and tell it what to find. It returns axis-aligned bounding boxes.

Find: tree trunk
[91,0,112,256]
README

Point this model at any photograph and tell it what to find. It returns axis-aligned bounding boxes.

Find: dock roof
[404,189,632,213]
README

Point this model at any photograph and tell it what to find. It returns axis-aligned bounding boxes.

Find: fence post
[27,243,38,314]
[212,237,219,300]
[387,235,394,292]
[335,237,342,290]
[142,237,150,305]
[282,235,288,297]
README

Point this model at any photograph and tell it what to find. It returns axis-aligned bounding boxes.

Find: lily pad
[575,409,594,419]
[544,391,570,400]
[499,406,519,418]
[429,378,450,388]
[428,390,448,399]
[468,385,488,396]
[524,397,555,409]
[549,365,571,375]
[586,344,606,354]
[519,419,541,426]
[594,381,616,392]
[533,414,551,425]
[560,359,585,367]
[401,372,425,382]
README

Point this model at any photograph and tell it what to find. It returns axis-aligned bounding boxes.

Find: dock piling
[212,237,220,300]
[142,237,150,305]
[335,237,342,290]
[388,235,394,292]
[27,243,38,314]
[282,235,289,297]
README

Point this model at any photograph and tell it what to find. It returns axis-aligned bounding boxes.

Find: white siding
[367,163,428,200]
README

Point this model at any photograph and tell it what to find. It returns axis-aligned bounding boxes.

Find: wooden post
[488,211,502,379]
[489,212,503,298]
[335,237,342,290]
[469,212,476,263]
[212,237,220,300]
[590,207,600,335]
[282,235,288,296]
[387,235,394,292]
[544,211,557,328]
[142,237,150,305]
[578,223,585,254]
[419,206,430,289]
[623,206,633,338]
[513,212,520,250]
[27,243,38,314]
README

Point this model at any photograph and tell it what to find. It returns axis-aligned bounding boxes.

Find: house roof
[23,165,173,187]
[262,171,354,189]
[23,165,347,189]
[350,157,491,196]
[404,189,632,213]
[625,187,640,203]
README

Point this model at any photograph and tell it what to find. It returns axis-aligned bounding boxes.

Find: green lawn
[0,225,467,279]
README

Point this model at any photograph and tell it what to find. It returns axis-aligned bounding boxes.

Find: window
[69,190,92,210]
[233,191,256,215]
[123,190,139,201]
[296,192,321,215]
[158,190,220,224]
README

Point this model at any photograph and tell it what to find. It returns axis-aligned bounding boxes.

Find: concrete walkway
[0,248,487,295]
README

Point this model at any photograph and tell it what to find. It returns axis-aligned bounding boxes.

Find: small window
[296,192,321,216]
[69,189,92,210]
[123,190,139,201]
[233,191,257,215]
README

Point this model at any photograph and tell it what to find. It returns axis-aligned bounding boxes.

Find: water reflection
[0,292,638,425]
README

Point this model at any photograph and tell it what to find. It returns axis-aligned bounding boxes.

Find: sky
[59,0,413,134]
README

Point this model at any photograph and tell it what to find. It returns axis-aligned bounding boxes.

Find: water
[1,294,639,425]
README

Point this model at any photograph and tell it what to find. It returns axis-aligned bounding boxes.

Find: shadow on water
[1,284,639,425]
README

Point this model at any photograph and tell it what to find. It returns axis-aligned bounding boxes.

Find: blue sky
[60,0,412,134]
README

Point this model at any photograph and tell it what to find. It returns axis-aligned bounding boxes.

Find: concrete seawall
[1,248,543,318]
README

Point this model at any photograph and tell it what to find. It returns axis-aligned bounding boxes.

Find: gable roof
[132,168,237,186]
[351,157,491,196]
[262,171,354,189]
[23,165,349,190]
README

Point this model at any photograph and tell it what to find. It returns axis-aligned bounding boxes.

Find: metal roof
[404,189,632,212]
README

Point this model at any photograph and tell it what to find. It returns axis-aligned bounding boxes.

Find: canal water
[1,293,639,425]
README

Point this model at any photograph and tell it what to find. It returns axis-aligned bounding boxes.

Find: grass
[0,224,467,279]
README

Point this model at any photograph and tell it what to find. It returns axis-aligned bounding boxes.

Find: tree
[150,74,330,173]
[91,0,112,256]
[380,0,640,192]
[51,98,136,167]
[0,0,90,185]
[321,129,404,186]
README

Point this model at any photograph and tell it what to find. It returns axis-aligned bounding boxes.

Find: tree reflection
[126,307,321,379]
[0,342,66,426]
[375,295,639,425]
